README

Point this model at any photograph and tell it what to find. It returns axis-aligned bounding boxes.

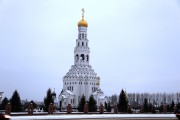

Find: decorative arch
[82,33,84,39]
[81,54,85,60]
[75,54,79,61]
[86,55,89,62]
[85,34,87,39]
[79,34,81,39]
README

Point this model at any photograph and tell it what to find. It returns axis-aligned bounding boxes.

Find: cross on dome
[81,8,85,17]
[78,8,88,27]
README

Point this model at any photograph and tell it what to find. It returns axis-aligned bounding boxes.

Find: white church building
[59,10,107,109]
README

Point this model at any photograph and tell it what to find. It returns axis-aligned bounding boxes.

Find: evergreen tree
[143,98,149,112]
[0,97,8,110]
[118,89,128,112]
[159,103,164,113]
[107,102,111,112]
[104,102,107,111]
[44,88,54,112]
[170,100,175,112]
[10,90,22,112]
[88,95,97,112]
[78,95,86,112]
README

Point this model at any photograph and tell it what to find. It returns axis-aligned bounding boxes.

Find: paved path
[11,114,178,120]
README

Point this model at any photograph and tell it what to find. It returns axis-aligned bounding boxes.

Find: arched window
[85,34,86,39]
[82,33,84,39]
[76,54,79,61]
[78,42,80,46]
[82,42,84,46]
[86,55,89,62]
[79,34,81,39]
[81,54,85,60]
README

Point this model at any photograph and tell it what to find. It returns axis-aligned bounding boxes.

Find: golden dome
[96,79,100,86]
[78,16,88,27]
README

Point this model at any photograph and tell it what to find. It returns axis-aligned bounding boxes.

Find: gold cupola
[96,79,100,86]
[78,8,88,27]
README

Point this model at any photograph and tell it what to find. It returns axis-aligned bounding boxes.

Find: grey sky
[0,0,180,101]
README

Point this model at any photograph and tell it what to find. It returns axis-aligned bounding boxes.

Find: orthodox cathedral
[59,9,107,109]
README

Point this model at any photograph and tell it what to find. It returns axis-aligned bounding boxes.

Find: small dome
[52,91,56,97]
[96,79,100,86]
[78,16,88,27]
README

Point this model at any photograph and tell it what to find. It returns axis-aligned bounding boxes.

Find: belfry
[59,9,107,110]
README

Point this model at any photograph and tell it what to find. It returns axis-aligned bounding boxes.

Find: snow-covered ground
[11,114,176,120]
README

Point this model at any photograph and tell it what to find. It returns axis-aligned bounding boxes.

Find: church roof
[63,65,100,80]
[93,88,104,95]
[99,96,106,99]
[65,90,74,95]
[61,95,67,99]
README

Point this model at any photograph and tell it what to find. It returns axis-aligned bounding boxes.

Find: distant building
[59,10,107,109]
[0,92,3,104]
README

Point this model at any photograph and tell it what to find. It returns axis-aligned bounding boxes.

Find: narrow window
[82,42,84,46]
[85,34,86,39]
[86,55,89,62]
[82,33,84,39]
[79,34,81,39]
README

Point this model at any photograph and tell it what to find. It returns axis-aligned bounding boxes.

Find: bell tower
[74,8,89,65]
[59,9,107,109]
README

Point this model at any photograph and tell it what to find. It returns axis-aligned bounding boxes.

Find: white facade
[59,13,107,109]
[0,92,3,104]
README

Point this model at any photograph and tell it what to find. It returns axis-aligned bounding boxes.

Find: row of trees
[0,90,22,112]
[77,95,97,112]
[110,92,180,107]
[110,92,180,113]
[0,89,52,112]
[77,89,128,112]
[1,89,180,113]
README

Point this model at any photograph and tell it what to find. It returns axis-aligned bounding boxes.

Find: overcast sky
[0,0,180,101]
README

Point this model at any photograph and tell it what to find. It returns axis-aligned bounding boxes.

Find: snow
[99,96,106,99]
[11,114,176,120]
[65,90,74,95]
[61,95,67,98]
